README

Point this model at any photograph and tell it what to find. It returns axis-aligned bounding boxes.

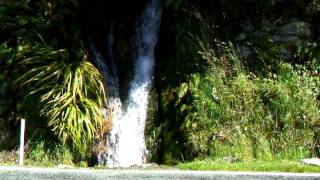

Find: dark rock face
[270,21,312,58]
[235,20,312,61]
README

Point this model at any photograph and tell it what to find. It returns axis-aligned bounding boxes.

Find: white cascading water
[112,0,161,167]
[91,0,161,167]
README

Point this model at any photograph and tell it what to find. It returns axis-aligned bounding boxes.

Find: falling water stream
[91,0,161,167]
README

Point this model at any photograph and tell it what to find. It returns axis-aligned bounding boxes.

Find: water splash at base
[91,0,161,167]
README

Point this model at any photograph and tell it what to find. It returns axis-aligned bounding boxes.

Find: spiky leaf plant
[16,45,106,148]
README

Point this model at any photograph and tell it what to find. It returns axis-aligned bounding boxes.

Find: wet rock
[235,33,247,41]
[277,21,311,37]
[266,21,312,59]
[272,35,304,46]
[236,45,253,60]
[240,22,254,32]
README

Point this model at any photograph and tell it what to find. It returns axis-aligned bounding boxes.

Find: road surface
[0,166,319,180]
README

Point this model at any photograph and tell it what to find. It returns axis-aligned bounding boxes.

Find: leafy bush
[16,45,106,150]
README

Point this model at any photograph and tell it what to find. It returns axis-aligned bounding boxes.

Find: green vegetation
[25,139,74,167]
[178,160,320,172]
[155,0,320,165]
[16,46,106,149]
[0,0,107,163]
[175,41,319,161]
[0,0,320,168]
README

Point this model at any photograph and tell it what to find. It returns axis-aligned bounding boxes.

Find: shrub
[16,45,107,152]
[176,41,320,161]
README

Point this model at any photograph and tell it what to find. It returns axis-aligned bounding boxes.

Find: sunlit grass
[177,160,320,172]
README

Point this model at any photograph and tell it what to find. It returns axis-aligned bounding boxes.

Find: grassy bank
[177,160,320,173]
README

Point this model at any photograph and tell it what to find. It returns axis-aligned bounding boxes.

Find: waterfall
[91,0,161,167]
[114,0,162,166]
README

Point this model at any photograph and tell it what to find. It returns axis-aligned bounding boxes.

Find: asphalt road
[0,166,320,180]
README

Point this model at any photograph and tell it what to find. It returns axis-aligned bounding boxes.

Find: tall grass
[176,41,320,161]
[27,139,74,166]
